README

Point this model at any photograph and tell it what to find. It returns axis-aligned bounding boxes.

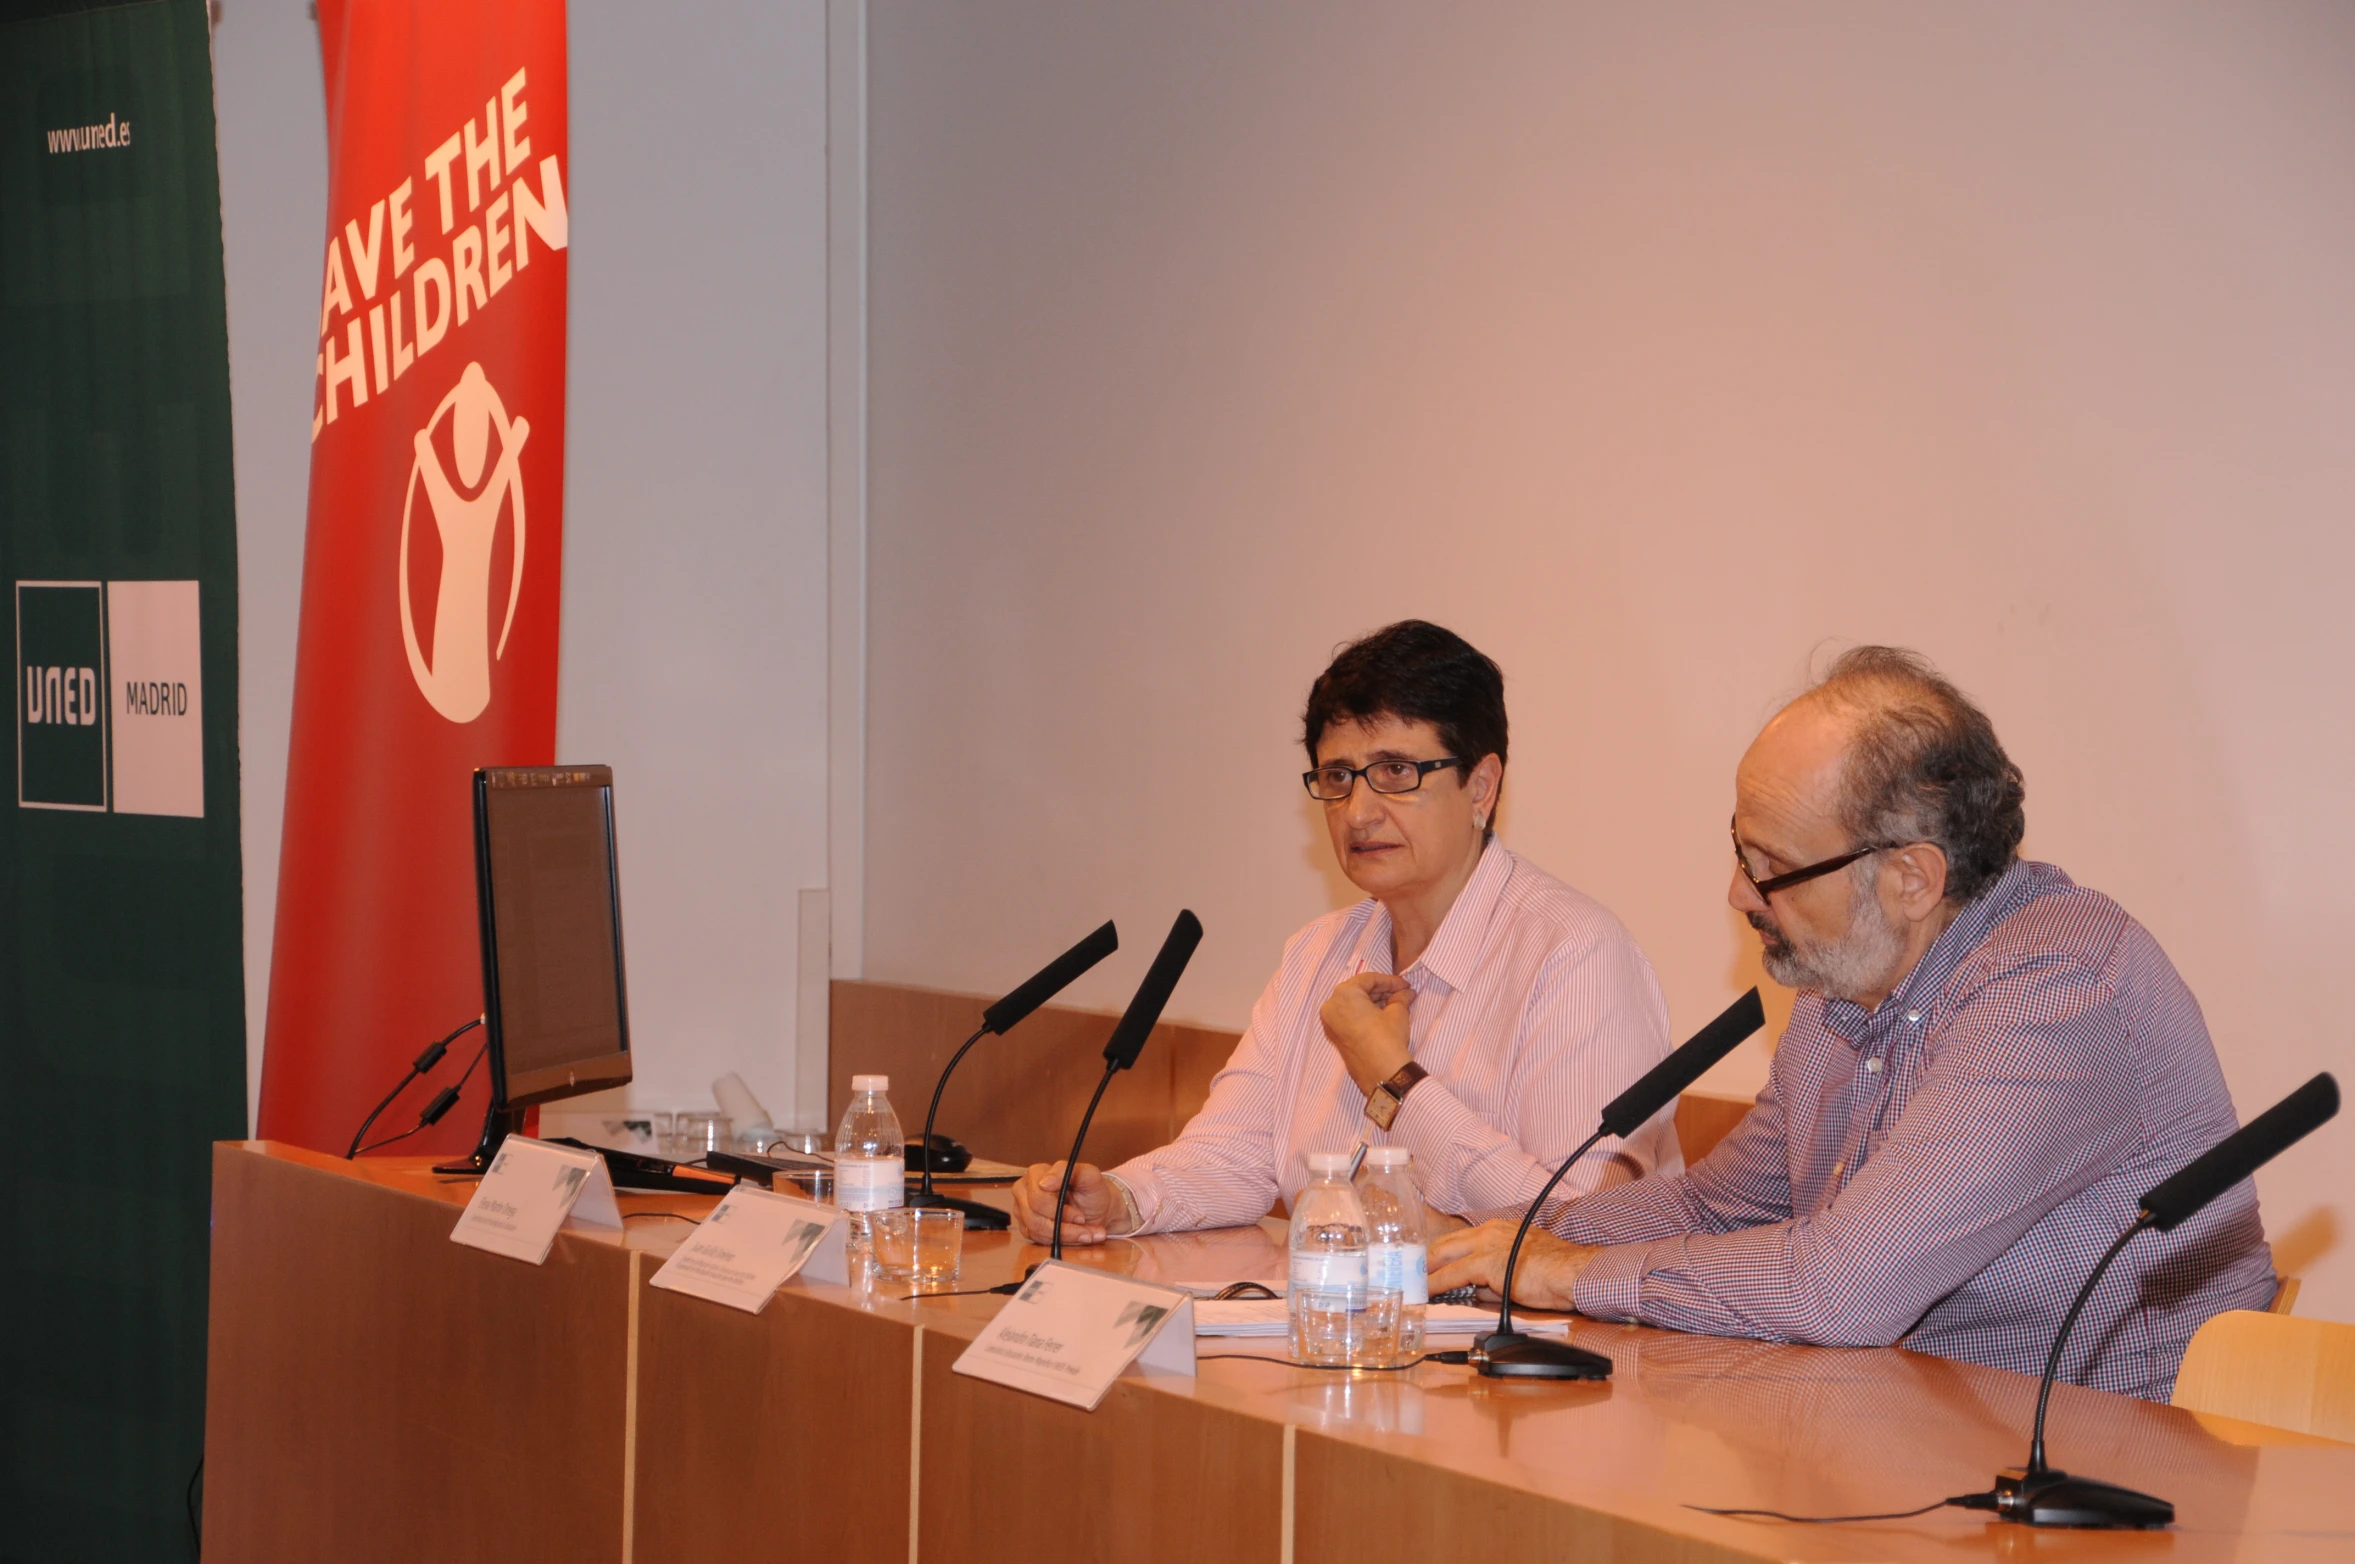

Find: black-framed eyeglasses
[1303,757,1468,801]
[1731,816,1888,899]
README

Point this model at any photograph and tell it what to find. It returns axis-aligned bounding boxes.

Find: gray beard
[1750,866,1908,1003]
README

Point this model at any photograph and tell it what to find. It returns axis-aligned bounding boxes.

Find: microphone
[910,920,1120,1231]
[2138,1072,2339,1234]
[1037,910,1203,1270]
[1988,1072,2339,1529]
[1470,988,1766,1380]
[983,921,1121,1037]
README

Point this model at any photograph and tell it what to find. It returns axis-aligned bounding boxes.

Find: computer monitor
[441,764,633,1172]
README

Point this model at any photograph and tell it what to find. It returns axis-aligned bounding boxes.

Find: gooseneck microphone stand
[909,921,1119,1233]
[1049,1061,1128,1265]
[1471,1122,1619,1379]
[1988,1071,2339,1528]
[1471,987,1766,1380]
[986,909,1202,1292]
[1988,1219,2170,1527]
[1687,1071,2339,1528]
[1048,911,1201,1265]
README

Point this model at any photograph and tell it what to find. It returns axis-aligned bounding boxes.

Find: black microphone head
[982,920,1120,1035]
[2139,1072,2338,1233]
[1598,987,1767,1139]
[1102,910,1203,1071]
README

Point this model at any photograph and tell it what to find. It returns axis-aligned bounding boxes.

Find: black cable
[186,1453,203,1554]
[446,1033,491,1095]
[353,1122,430,1157]
[896,1285,1021,1302]
[351,1037,493,1157]
[623,1211,701,1224]
[344,1018,482,1158]
[1197,1353,1434,1371]
[1687,1494,1990,1524]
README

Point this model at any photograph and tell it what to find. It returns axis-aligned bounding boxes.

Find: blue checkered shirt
[1557,861,2277,1399]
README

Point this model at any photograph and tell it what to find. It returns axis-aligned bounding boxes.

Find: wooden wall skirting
[827,979,1754,1171]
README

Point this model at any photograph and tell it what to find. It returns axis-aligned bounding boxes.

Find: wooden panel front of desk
[916,1324,1286,1563]
[206,1144,2355,1564]
[630,1279,913,1563]
[202,1144,635,1563]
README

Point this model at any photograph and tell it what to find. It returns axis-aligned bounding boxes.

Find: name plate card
[450,1137,622,1264]
[953,1260,1195,1411]
[649,1185,849,1312]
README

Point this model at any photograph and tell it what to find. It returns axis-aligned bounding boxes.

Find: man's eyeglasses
[1304,757,1468,801]
[1731,816,1889,899]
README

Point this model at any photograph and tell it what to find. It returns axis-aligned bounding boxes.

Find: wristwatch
[1363,1060,1429,1131]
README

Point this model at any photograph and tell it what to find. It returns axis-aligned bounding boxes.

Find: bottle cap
[1306,1150,1352,1175]
[1364,1147,1412,1171]
[851,1074,890,1093]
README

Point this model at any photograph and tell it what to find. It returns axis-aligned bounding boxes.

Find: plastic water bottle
[1288,1151,1383,1366]
[1356,1147,1428,1361]
[833,1074,905,1243]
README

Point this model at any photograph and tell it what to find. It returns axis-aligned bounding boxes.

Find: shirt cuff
[1388,1077,1485,1207]
[1569,1240,1650,1321]
[1092,1173,1149,1234]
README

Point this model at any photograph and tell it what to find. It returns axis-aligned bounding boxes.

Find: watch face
[1365,1088,1398,1130]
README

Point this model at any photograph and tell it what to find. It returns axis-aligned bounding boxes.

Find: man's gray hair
[1806,646,2025,905]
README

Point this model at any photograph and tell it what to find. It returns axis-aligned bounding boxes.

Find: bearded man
[1430,647,2277,1400]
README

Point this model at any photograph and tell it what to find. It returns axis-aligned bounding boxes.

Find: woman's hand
[1428,1218,1601,1311]
[1320,972,1415,1093]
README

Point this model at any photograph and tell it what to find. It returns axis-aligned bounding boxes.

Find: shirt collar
[1363,841,1515,992]
[1821,858,2044,1036]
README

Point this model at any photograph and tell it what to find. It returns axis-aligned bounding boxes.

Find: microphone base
[906,1190,1011,1231]
[1470,1330,1613,1381]
[1993,1468,2173,1529]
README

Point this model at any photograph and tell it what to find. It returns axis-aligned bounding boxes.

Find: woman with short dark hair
[1010,620,1681,1242]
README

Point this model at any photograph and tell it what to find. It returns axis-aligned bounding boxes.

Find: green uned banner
[0,0,246,1557]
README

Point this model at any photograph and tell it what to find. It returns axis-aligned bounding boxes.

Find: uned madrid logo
[399,362,529,723]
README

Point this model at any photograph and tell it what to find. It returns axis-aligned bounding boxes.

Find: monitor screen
[476,766,632,1107]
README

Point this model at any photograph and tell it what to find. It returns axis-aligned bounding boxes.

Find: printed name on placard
[953,1260,1194,1411]
[649,1185,848,1312]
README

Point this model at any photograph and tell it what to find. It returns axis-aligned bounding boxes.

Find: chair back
[2171,1309,2355,1443]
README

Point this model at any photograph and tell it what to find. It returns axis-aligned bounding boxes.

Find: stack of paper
[1193,1301,1569,1338]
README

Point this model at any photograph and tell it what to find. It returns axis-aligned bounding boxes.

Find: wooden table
[204,1141,2355,1562]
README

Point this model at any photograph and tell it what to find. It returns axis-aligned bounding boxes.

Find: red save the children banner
[260,0,569,1155]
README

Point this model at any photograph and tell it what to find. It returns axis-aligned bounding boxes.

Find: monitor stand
[434,1103,524,1178]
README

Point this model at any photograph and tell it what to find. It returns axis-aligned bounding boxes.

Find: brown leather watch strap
[1365,1059,1430,1129]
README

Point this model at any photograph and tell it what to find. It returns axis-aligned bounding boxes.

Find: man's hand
[1320,972,1414,1094]
[1008,1160,1125,1245]
[1428,1218,1602,1312]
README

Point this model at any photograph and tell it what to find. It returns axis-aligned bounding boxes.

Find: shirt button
[1831,1160,1847,1180]
[1905,1010,1922,1025]
[1865,1057,1883,1074]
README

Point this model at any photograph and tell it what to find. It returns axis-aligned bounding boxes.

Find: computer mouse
[905,1133,971,1173]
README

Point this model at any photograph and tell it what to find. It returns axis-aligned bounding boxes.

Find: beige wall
[859,3,2355,1318]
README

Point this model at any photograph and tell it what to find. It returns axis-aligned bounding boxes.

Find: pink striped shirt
[1111,843,1682,1233]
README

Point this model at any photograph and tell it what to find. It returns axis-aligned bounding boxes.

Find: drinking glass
[870,1207,964,1284]
[673,1111,732,1161]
